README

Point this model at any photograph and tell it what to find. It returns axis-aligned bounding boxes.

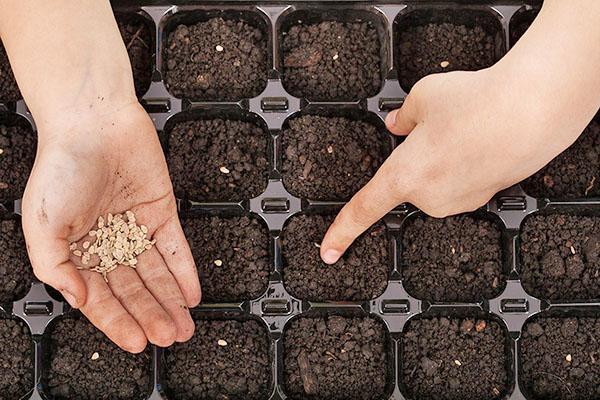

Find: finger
[385,92,420,136]
[136,247,195,342]
[107,266,177,348]
[320,153,405,264]
[78,270,147,353]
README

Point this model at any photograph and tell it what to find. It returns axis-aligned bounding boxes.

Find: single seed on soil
[440,61,450,68]
[570,246,576,254]
[492,388,500,396]
[91,352,99,360]
[454,360,462,366]
[0,148,3,155]
[214,259,223,267]
[566,354,572,362]
[327,145,334,154]
[476,320,487,332]
[215,45,224,52]
[82,241,90,249]
[313,242,321,248]
[219,166,230,174]
[217,339,228,346]
[332,53,339,61]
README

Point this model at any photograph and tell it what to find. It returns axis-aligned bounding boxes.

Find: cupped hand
[22,102,201,352]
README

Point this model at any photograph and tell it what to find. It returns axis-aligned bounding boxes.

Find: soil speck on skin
[284,315,388,400]
[181,215,270,302]
[520,214,600,301]
[164,319,271,400]
[521,317,600,400]
[117,16,153,97]
[0,318,33,400]
[281,115,389,201]
[282,214,388,301]
[282,20,382,101]
[167,118,269,202]
[0,124,36,203]
[0,42,21,102]
[401,317,509,400]
[165,18,268,101]
[401,214,505,302]
[46,316,151,400]
[0,219,35,303]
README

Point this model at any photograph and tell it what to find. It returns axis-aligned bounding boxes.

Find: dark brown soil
[401,214,505,303]
[521,121,600,199]
[282,21,382,101]
[282,214,389,301]
[0,124,36,203]
[398,22,498,91]
[167,118,269,202]
[45,316,152,400]
[0,318,33,400]
[0,219,35,303]
[117,16,153,97]
[520,214,600,301]
[181,215,270,302]
[281,115,389,201]
[401,317,509,400]
[165,18,268,100]
[0,42,20,102]
[283,315,389,400]
[164,318,271,400]
[521,317,600,400]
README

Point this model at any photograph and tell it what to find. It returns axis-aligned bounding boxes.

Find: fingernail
[385,109,398,128]
[60,290,79,308]
[321,249,341,265]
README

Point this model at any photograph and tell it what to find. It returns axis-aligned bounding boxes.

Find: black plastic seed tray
[2,1,600,399]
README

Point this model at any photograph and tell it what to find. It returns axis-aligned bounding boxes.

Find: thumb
[385,91,421,136]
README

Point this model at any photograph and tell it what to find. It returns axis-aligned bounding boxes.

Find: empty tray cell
[520,213,600,301]
[164,11,269,101]
[282,214,389,301]
[509,9,539,46]
[116,13,153,97]
[280,9,385,101]
[0,218,34,303]
[181,214,270,302]
[401,317,510,400]
[395,9,503,92]
[0,41,20,103]
[283,315,390,400]
[0,318,33,399]
[164,317,272,400]
[0,119,36,203]
[281,114,389,201]
[401,214,505,303]
[166,116,269,202]
[44,316,152,400]
[521,317,600,400]
[521,120,600,199]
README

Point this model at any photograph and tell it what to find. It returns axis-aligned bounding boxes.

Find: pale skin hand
[320,0,600,263]
[0,1,200,352]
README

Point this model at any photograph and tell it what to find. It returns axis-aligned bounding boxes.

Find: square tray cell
[165,113,269,202]
[279,9,387,101]
[520,316,600,400]
[283,315,390,400]
[116,13,154,97]
[0,317,33,400]
[520,213,600,301]
[43,315,152,400]
[395,8,504,92]
[281,113,390,201]
[401,316,510,400]
[0,41,20,103]
[163,10,269,101]
[0,116,36,203]
[521,119,599,199]
[163,317,272,400]
[0,217,34,304]
[180,214,270,302]
[281,214,389,301]
[401,213,506,303]
[509,8,539,47]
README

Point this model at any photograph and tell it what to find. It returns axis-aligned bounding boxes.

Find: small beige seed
[314,243,321,248]
[566,354,572,362]
[215,45,224,52]
[570,246,576,255]
[332,53,339,61]
[73,250,82,257]
[440,61,450,68]
[327,145,334,154]
[91,352,100,360]
[214,259,223,267]
[219,166,230,174]
[454,360,462,366]
[0,148,3,155]
[82,241,90,249]
[218,339,228,346]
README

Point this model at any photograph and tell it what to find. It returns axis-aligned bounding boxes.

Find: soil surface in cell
[284,315,388,400]
[521,317,600,400]
[0,124,36,203]
[282,214,388,301]
[282,20,382,100]
[164,318,271,400]
[0,318,33,400]
[167,118,268,202]
[46,317,152,400]
[181,215,270,302]
[521,213,600,301]
[401,214,505,302]
[281,115,389,201]
[117,16,153,96]
[165,17,268,100]
[401,317,509,400]
[398,21,498,91]
[0,42,20,102]
[522,120,600,199]
[0,219,35,303]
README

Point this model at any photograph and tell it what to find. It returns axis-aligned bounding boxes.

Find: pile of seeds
[70,211,155,282]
